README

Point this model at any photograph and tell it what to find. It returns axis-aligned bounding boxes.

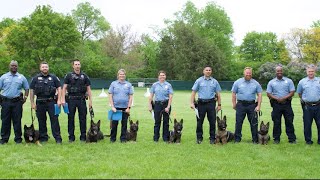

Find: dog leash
[159,109,172,123]
[89,107,94,121]
[30,107,35,125]
[251,110,262,126]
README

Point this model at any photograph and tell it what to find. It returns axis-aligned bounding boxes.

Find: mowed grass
[0,88,319,179]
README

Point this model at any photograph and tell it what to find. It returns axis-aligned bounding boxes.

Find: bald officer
[232,67,262,144]
[190,66,221,144]
[297,64,320,145]
[0,60,29,144]
[267,65,296,144]
[148,70,173,143]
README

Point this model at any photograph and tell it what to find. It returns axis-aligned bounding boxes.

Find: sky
[0,0,319,45]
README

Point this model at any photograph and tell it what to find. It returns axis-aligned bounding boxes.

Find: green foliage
[302,28,320,64]
[72,2,110,41]
[5,5,81,76]
[239,31,287,63]
[286,60,308,84]
[157,22,226,80]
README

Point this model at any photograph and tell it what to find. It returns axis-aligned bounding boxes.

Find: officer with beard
[61,59,92,142]
[0,60,29,144]
[30,62,62,144]
[231,67,262,144]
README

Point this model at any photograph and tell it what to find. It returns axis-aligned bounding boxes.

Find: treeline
[0,1,319,84]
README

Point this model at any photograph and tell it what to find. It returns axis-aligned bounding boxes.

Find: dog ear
[91,120,94,125]
[97,120,101,127]
[266,122,269,127]
[136,120,139,125]
[216,116,220,122]
[180,119,183,124]
[31,124,34,129]
[130,120,133,124]
[261,121,264,126]
[174,119,177,124]
[24,124,27,130]
[223,115,226,121]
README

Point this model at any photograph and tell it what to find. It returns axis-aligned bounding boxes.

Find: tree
[72,2,110,41]
[239,31,285,62]
[6,5,81,76]
[302,28,320,64]
[170,1,234,62]
[283,28,306,60]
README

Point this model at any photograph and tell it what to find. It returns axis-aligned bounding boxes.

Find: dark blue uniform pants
[302,104,320,144]
[67,99,87,141]
[196,102,216,141]
[271,102,296,142]
[36,100,62,142]
[235,102,258,143]
[1,100,23,143]
[110,108,129,142]
[153,102,171,142]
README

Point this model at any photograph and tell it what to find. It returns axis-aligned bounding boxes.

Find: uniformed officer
[30,62,62,144]
[297,64,320,145]
[266,65,296,144]
[108,69,133,143]
[148,70,173,142]
[190,66,221,144]
[231,67,262,144]
[0,60,29,144]
[61,59,92,142]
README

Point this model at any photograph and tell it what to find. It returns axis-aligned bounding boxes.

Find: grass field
[0,88,319,179]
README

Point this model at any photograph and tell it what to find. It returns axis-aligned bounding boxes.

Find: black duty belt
[305,101,320,106]
[68,96,85,100]
[198,98,215,104]
[36,98,54,102]
[238,100,256,104]
[2,96,21,102]
[155,100,168,105]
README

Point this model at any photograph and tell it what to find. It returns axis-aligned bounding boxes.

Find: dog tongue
[29,137,33,141]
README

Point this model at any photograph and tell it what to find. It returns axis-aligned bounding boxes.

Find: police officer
[231,67,262,144]
[266,65,296,144]
[297,64,320,145]
[190,66,221,144]
[61,59,92,142]
[30,62,62,144]
[0,60,29,144]
[108,69,133,143]
[148,70,173,142]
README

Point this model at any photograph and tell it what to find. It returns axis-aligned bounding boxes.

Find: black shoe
[210,140,215,144]
[274,140,280,144]
[15,141,22,144]
[252,141,259,144]
[289,140,296,144]
[0,140,8,145]
[69,140,75,143]
[234,140,241,144]
[110,140,116,143]
[306,141,313,145]
[56,140,62,144]
[196,140,202,144]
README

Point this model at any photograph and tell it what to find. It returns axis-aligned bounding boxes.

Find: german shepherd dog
[258,121,270,145]
[126,120,139,141]
[215,116,235,144]
[24,124,41,146]
[169,119,183,143]
[86,120,104,143]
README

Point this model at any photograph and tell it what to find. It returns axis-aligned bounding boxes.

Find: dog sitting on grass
[126,120,139,141]
[24,124,41,146]
[258,121,270,145]
[86,120,104,143]
[215,116,234,144]
[169,119,183,143]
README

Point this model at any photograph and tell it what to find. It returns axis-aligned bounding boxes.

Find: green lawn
[0,88,319,179]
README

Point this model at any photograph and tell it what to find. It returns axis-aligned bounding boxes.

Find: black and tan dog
[126,120,139,141]
[215,116,234,144]
[86,120,104,143]
[169,119,183,143]
[24,124,41,146]
[258,121,270,145]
